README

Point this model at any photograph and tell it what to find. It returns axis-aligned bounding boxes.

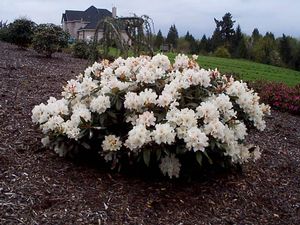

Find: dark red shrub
[249,80,300,115]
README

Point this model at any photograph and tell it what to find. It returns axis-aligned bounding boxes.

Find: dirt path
[0,41,299,225]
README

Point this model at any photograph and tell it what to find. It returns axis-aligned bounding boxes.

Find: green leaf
[196,151,203,166]
[143,149,151,167]
[210,140,216,150]
[156,148,161,161]
[176,145,186,155]
[107,111,117,120]
[203,151,213,164]
[115,98,123,111]
[81,142,91,150]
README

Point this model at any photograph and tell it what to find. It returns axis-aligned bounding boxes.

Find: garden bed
[0,41,299,225]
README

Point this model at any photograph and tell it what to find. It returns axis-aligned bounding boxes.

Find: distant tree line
[154,13,300,71]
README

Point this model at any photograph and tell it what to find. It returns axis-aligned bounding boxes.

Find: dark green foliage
[154,30,164,50]
[230,25,249,58]
[72,41,90,59]
[32,24,69,57]
[211,26,223,51]
[0,27,10,42]
[184,31,198,54]
[279,34,292,65]
[199,35,211,54]
[294,50,300,70]
[251,28,261,42]
[88,41,100,62]
[166,24,179,49]
[7,18,36,48]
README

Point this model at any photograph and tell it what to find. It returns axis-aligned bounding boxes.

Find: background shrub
[0,27,10,42]
[72,41,90,59]
[214,46,231,58]
[250,80,300,114]
[7,18,36,48]
[32,24,69,57]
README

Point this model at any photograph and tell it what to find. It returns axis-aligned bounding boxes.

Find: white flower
[136,111,156,127]
[151,53,171,71]
[62,119,81,140]
[184,127,209,152]
[176,126,188,139]
[204,119,226,142]
[233,122,247,140]
[173,54,189,70]
[124,92,141,111]
[102,135,122,151]
[226,81,247,96]
[90,95,111,114]
[196,101,220,123]
[114,65,131,78]
[223,126,235,144]
[251,146,261,161]
[157,93,174,107]
[32,103,49,124]
[136,66,157,84]
[214,94,236,121]
[84,67,93,77]
[71,104,91,123]
[179,108,198,128]
[62,79,80,98]
[139,88,157,105]
[91,62,104,73]
[167,108,197,128]
[41,115,64,133]
[125,113,138,125]
[159,154,181,178]
[80,76,98,96]
[41,136,50,147]
[182,69,211,87]
[152,123,176,145]
[125,125,151,151]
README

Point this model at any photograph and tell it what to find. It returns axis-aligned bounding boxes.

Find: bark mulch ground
[0,41,299,225]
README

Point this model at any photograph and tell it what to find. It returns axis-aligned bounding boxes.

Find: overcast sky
[1,0,300,39]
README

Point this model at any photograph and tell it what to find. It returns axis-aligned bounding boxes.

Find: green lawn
[167,53,300,86]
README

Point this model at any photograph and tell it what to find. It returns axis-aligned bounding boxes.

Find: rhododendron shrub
[32,54,270,178]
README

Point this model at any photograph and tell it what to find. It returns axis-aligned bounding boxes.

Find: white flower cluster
[33,53,270,178]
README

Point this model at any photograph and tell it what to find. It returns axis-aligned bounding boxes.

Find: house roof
[62,6,112,30]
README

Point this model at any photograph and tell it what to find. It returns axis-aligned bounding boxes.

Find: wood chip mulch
[0,41,299,225]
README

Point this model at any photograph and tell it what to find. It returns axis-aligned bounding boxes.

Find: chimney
[112,6,117,18]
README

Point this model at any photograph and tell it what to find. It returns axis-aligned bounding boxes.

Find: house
[61,6,118,41]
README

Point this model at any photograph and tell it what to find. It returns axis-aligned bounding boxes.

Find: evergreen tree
[279,34,292,65]
[166,24,179,49]
[232,25,248,58]
[184,31,198,54]
[233,25,243,46]
[265,32,275,40]
[211,26,222,51]
[212,12,235,50]
[199,34,209,53]
[237,37,248,59]
[251,28,261,42]
[154,30,164,50]
[220,13,236,44]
